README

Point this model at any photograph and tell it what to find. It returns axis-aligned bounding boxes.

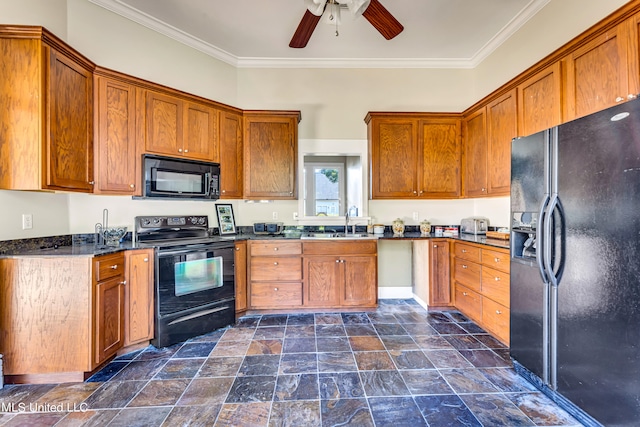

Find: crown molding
[89,0,549,69]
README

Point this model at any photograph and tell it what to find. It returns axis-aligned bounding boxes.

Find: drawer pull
[273,262,278,266]
[143,258,148,262]
[336,260,340,263]
[110,265,118,270]
[462,264,468,269]
[462,292,468,296]
[274,247,279,251]
[461,249,467,253]
[496,310,502,315]
[274,287,278,291]
[120,280,127,285]
[433,245,438,248]
[235,247,240,251]
[494,257,500,263]
[495,276,500,281]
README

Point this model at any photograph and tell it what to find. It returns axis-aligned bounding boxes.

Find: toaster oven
[460,217,490,235]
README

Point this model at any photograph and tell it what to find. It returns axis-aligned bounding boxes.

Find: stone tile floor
[0,299,582,426]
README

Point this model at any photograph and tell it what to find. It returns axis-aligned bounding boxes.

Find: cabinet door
[418,118,461,198]
[244,113,298,199]
[146,91,182,157]
[486,90,516,196]
[369,118,418,198]
[46,47,94,192]
[94,76,138,194]
[517,62,562,137]
[462,108,488,197]
[341,256,377,307]
[124,249,154,346]
[429,239,451,307]
[183,101,217,162]
[304,256,341,307]
[95,276,125,365]
[563,24,632,121]
[219,111,244,198]
[234,241,248,313]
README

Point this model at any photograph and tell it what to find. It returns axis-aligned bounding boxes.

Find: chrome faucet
[345,210,350,235]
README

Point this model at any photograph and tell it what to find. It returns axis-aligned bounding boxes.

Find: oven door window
[157,246,235,317]
[175,256,223,296]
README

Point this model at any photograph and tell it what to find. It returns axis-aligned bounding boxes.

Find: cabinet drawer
[250,282,302,307]
[453,258,481,292]
[454,243,481,263]
[94,253,125,282]
[481,248,510,273]
[454,285,481,322]
[303,240,377,255]
[482,298,510,344]
[250,257,301,281]
[481,266,510,307]
[251,241,301,256]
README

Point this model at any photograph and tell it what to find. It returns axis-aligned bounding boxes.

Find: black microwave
[143,154,220,200]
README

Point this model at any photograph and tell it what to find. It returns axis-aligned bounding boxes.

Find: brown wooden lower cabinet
[452,241,511,344]
[248,240,377,310]
[234,241,248,313]
[124,249,154,347]
[0,249,158,384]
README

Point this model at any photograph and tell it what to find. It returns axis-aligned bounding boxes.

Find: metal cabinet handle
[222,190,226,193]
[184,149,189,153]
[413,190,417,195]
[274,247,279,251]
[496,310,502,315]
[88,181,95,185]
[419,190,424,194]
[274,287,278,291]
[482,188,486,192]
[119,280,127,285]
[178,148,183,152]
[143,258,148,262]
[273,262,278,266]
[235,247,240,251]
[495,277,500,281]
[462,265,468,269]
[462,292,468,296]
[433,245,438,248]
[129,184,135,188]
[494,257,500,263]
[110,265,118,269]
[628,94,637,100]
[336,260,340,263]
[616,96,625,102]
[462,249,467,253]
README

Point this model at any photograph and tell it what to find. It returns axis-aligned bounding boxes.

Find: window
[304,163,345,216]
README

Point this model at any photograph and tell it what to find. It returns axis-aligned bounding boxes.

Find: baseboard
[412,294,429,310]
[378,286,413,299]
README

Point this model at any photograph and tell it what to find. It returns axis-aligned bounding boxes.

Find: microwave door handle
[205,172,211,197]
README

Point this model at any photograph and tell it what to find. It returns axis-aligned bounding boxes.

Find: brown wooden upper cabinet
[219,110,244,199]
[94,70,142,195]
[563,18,639,121]
[367,113,461,199]
[463,90,516,198]
[0,26,94,192]
[517,62,563,137]
[145,90,219,162]
[243,111,300,200]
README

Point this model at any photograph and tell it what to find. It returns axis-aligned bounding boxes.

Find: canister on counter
[434,226,444,237]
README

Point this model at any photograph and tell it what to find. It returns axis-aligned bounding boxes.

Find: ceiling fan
[289,0,404,48]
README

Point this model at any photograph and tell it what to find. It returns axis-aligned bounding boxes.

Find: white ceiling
[88,0,549,68]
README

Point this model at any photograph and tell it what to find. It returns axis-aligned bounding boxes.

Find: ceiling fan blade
[289,10,323,48]
[362,0,403,40]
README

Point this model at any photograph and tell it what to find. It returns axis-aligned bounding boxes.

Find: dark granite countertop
[0,242,134,258]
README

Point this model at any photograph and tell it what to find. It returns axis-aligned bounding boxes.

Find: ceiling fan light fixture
[304,0,328,16]
[344,0,371,17]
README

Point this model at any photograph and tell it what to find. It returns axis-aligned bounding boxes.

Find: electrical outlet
[272,212,278,220]
[293,212,299,220]
[22,213,33,230]
[413,212,419,221]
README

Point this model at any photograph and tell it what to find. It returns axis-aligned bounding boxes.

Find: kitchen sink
[301,233,377,240]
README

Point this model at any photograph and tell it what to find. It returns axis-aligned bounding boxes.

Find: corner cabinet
[243,111,300,200]
[366,113,461,199]
[0,25,95,192]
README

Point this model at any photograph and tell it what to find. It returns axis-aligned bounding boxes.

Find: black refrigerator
[510,98,640,427]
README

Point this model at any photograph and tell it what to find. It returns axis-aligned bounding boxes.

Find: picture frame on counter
[215,204,236,235]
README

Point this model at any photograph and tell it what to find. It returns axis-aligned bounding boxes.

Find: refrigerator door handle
[544,194,564,287]
[537,195,551,283]
[552,198,566,285]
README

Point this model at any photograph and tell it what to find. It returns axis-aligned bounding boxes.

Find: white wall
[0,0,628,240]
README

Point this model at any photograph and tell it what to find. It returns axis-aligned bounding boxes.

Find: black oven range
[134,215,235,348]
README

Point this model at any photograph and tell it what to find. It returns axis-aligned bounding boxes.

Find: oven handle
[167,305,232,326]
